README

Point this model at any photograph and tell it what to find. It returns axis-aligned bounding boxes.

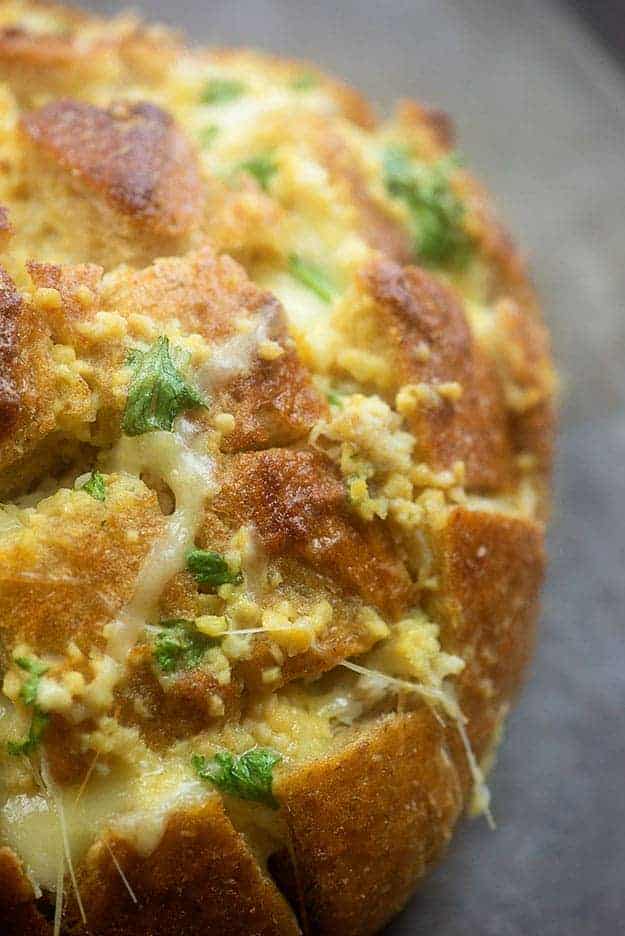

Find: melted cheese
[258,270,337,370]
[198,309,272,388]
[1,752,208,893]
[102,422,216,660]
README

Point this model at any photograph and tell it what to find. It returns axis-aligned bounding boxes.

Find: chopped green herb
[199,124,219,147]
[326,390,343,407]
[186,549,242,588]
[7,709,49,757]
[82,470,106,502]
[192,748,282,808]
[290,72,317,91]
[14,657,48,706]
[153,619,214,673]
[236,153,277,192]
[7,658,49,756]
[201,78,246,105]
[383,147,471,265]
[122,336,206,436]
[288,254,335,303]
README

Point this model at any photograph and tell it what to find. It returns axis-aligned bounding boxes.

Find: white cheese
[102,422,216,661]
[1,753,209,894]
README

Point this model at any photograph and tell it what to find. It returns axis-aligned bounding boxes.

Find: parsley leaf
[14,657,48,706]
[122,336,206,436]
[7,709,49,757]
[236,153,277,192]
[383,147,471,266]
[153,619,214,673]
[290,72,317,91]
[192,748,282,808]
[288,254,335,303]
[186,549,242,588]
[326,390,343,407]
[82,470,106,502]
[7,658,49,757]
[201,78,247,105]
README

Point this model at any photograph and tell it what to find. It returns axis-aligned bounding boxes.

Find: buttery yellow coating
[0,3,556,934]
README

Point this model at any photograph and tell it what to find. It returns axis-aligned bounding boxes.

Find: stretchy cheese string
[41,754,87,926]
[74,751,100,805]
[53,840,64,936]
[339,660,495,829]
[104,840,139,905]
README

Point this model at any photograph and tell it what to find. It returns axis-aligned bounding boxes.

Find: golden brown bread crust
[0,479,164,657]
[0,848,50,934]
[0,846,36,906]
[356,259,513,490]
[15,97,203,269]
[493,297,556,481]
[0,266,21,439]
[100,250,324,451]
[22,100,202,239]
[206,449,414,617]
[276,710,465,936]
[427,507,544,755]
[69,800,300,936]
[0,4,556,934]
[1,803,300,936]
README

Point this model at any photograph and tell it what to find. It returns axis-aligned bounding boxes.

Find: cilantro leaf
[7,709,49,757]
[288,254,335,303]
[186,549,242,588]
[201,78,247,105]
[236,153,277,192]
[82,470,106,502]
[122,336,206,436]
[383,147,471,266]
[192,748,282,808]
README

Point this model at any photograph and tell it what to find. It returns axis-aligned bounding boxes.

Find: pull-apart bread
[0,3,556,934]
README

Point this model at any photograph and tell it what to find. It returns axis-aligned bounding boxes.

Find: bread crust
[21,99,202,247]
[357,259,514,490]
[0,266,21,440]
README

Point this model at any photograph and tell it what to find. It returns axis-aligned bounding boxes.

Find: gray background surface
[83,2,625,933]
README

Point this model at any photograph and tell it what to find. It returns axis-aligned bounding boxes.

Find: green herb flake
[153,619,213,673]
[14,657,48,706]
[7,709,49,757]
[7,658,49,757]
[288,254,335,303]
[122,336,206,437]
[186,549,242,589]
[290,72,317,92]
[192,748,282,808]
[326,390,343,407]
[82,470,106,502]
[383,147,471,266]
[201,78,247,105]
[199,124,219,147]
[236,153,278,192]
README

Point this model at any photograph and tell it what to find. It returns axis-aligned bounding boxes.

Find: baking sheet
[82,1,625,931]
